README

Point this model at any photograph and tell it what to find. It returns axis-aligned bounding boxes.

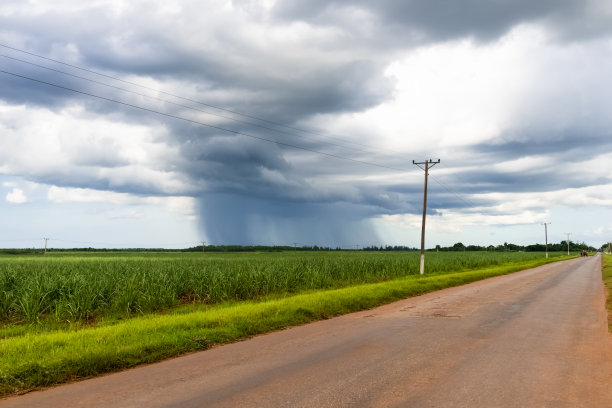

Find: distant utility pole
[542,223,551,259]
[413,159,440,274]
[43,237,49,256]
[564,232,572,256]
[202,241,206,255]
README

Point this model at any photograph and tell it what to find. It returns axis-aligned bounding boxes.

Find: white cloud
[315,25,547,154]
[6,187,27,203]
[47,186,195,216]
[0,103,192,196]
[476,184,612,212]
[492,155,556,174]
[379,208,549,235]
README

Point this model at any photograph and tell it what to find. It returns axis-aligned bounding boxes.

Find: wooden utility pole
[565,232,572,256]
[43,237,49,256]
[413,159,440,274]
[542,223,551,259]
[202,241,206,255]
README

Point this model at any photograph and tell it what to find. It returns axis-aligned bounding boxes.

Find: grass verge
[0,255,571,396]
[602,254,612,330]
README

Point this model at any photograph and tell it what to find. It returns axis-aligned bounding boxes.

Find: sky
[1,0,612,249]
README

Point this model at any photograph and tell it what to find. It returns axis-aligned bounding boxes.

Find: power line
[429,174,478,208]
[0,69,438,216]
[0,44,477,203]
[412,157,476,208]
[1,66,425,214]
[0,43,440,164]
[0,68,409,173]
[0,43,377,152]
[0,53,376,156]
[0,64,476,218]
[0,44,482,215]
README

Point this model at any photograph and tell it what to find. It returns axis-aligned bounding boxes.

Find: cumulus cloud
[5,187,27,204]
[0,102,190,195]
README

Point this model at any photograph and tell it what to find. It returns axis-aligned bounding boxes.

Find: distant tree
[452,242,465,251]
[525,244,546,252]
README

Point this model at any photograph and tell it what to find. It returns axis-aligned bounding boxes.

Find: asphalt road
[3,255,612,407]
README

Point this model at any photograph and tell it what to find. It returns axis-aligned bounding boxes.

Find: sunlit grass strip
[0,256,571,396]
[602,254,612,331]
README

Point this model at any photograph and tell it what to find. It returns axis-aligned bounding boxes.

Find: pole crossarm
[412,159,440,170]
[413,159,440,275]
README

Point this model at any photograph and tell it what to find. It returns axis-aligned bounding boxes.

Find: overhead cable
[0,43,375,151]
[0,68,409,173]
[0,53,376,156]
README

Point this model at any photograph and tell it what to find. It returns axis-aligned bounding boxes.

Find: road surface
[3,255,612,407]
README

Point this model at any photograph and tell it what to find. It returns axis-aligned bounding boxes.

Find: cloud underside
[1,0,612,244]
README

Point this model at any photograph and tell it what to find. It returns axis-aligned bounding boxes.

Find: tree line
[429,241,597,252]
[0,241,602,254]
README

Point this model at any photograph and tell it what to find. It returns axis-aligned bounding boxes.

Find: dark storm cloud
[171,124,413,215]
[0,7,183,75]
[444,170,602,195]
[179,133,296,195]
[0,52,171,121]
[199,193,382,246]
[1,4,393,123]
[242,61,393,121]
[474,131,612,161]
[0,57,82,107]
[272,0,612,43]
[1,43,393,165]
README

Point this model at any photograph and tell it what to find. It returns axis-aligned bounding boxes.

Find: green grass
[602,254,612,330]
[0,252,573,396]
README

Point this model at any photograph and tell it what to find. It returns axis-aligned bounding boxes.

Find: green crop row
[0,251,569,326]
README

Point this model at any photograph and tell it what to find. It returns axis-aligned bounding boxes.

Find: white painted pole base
[420,253,425,275]
[546,252,549,259]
